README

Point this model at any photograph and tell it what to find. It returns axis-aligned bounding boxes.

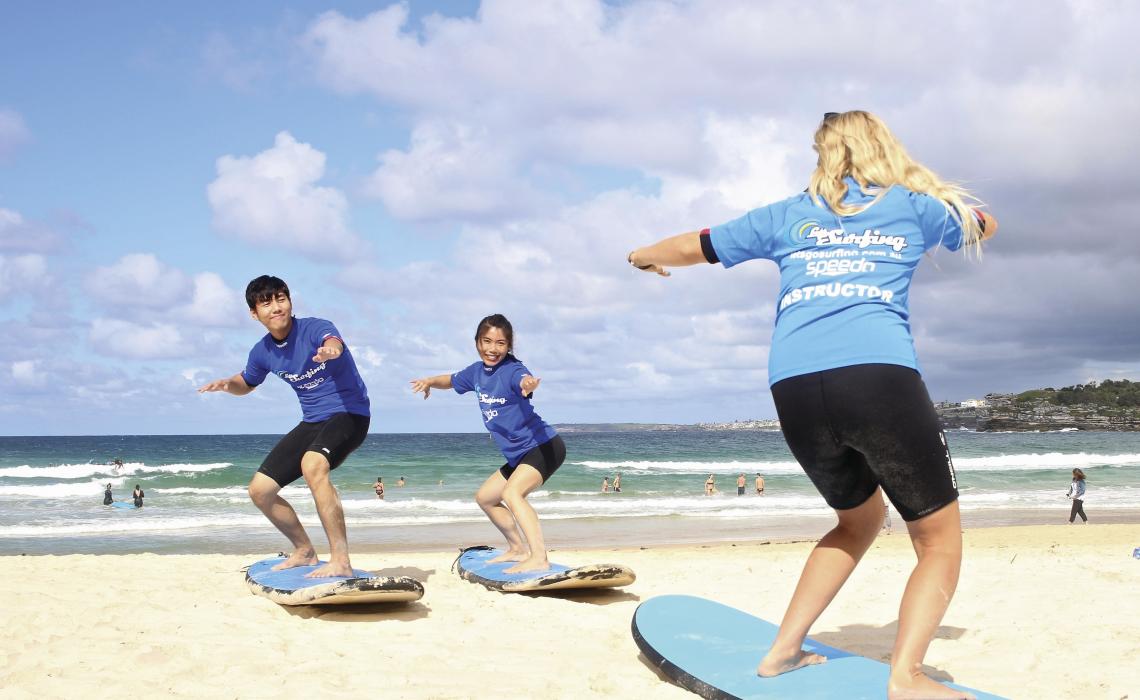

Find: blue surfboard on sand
[631,595,1005,700]
[455,545,635,592]
[245,555,424,606]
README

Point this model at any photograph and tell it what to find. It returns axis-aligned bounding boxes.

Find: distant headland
[937,379,1140,431]
[557,379,1140,433]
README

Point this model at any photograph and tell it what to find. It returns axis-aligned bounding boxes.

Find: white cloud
[11,360,45,387]
[183,272,244,327]
[206,131,364,259]
[0,108,31,160]
[86,253,191,308]
[0,253,48,302]
[89,318,193,360]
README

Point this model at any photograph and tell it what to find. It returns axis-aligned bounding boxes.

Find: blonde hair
[807,111,984,253]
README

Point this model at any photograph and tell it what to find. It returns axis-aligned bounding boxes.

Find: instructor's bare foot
[488,548,528,564]
[888,671,975,699]
[757,648,827,677]
[307,558,353,578]
[272,547,318,571]
[503,557,550,574]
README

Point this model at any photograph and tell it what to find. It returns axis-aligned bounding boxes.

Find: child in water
[410,314,565,573]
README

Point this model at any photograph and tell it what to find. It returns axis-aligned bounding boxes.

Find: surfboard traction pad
[631,595,1005,700]
[454,545,636,592]
[244,556,424,606]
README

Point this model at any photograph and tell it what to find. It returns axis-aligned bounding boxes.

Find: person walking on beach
[628,110,997,699]
[197,275,370,578]
[103,483,113,505]
[132,484,144,508]
[755,473,765,495]
[374,477,385,500]
[410,314,565,573]
[1066,468,1087,523]
[704,474,716,496]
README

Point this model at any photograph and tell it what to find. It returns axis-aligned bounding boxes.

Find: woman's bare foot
[271,547,318,571]
[503,557,550,574]
[757,647,827,677]
[888,671,975,699]
[488,548,529,564]
[306,558,353,579]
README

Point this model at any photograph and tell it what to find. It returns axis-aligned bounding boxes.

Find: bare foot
[503,557,550,574]
[888,672,975,699]
[757,648,827,677]
[306,559,353,579]
[271,548,318,571]
[488,548,529,564]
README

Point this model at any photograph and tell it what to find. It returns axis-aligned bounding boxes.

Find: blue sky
[3,1,1139,435]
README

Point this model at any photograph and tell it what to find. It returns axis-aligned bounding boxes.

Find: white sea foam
[953,452,1140,471]
[0,462,232,479]
[574,460,804,475]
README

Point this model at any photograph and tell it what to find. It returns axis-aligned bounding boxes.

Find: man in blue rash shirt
[198,275,370,578]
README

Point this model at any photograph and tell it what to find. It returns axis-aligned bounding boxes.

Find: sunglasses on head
[823,112,840,121]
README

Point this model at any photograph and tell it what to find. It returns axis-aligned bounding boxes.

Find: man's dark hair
[245,275,290,309]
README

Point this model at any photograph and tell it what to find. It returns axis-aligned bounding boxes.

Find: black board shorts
[499,435,566,484]
[771,364,957,522]
[258,413,370,487]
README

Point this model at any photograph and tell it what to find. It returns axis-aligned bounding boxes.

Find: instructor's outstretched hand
[198,378,231,393]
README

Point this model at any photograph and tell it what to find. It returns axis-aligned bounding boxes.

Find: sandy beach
[1,523,1136,699]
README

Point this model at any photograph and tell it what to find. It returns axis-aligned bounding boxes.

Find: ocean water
[2,429,1138,555]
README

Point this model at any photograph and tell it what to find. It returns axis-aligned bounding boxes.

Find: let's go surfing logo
[789,219,908,252]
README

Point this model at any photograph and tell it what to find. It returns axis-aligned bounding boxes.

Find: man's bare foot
[488,548,528,564]
[757,648,827,677]
[888,672,975,700]
[271,547,318,571]
[503,557,550,574]
[306,559,354,578]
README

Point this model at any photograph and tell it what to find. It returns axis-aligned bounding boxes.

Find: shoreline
[2,523,1137,699]
[4,507,1139,557]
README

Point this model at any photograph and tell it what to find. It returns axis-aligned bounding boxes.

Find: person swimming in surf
[628,110,998,699]
[410,314,565,574]
[197,275,370,579]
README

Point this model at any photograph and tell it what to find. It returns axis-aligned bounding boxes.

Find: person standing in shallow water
[628,110,998,700]
[132,484,144,508]
[197,275,370,579]
[1066,468,1087,523]
[103,483,113,505]
[410,314,565,574]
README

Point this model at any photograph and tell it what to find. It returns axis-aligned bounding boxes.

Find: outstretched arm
[197,373,254,396]
[312,337,344,363]
[627,232,708,277]
[976,210,998,242]
[410,374,454,400]
[520,374,541,398]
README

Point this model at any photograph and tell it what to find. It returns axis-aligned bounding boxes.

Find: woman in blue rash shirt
[410,314,564,574]
[627,111,998,700]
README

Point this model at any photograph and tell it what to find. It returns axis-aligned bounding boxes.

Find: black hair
[245,275,290,310]
[474,314,514,353]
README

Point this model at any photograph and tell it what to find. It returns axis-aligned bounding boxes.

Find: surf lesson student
[132,484,144,508]
[410,314,565,574]
[627,110,998,699]
[103,483,113,505]
[197,275,370,578]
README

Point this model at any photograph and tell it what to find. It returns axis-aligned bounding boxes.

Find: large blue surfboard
[632,595,1004,700]
[245,555,424,606]
[455,545,635,592]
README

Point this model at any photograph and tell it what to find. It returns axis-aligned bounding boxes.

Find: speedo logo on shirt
[804,225,908,252]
